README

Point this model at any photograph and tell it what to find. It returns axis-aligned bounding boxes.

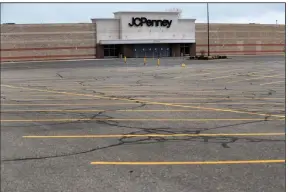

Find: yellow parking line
[2,84,285,118]
[228,74,284,84]
[118,90,219,93]
[246,74,284,80]
[1,102,284,106]
[0,109,203,112]
[260,81,285,86]
[1,108,284,112]
[182,103,284,105]
[245,69,276,75]
[5,94,234,98]
[174,72,211,79]
[174,68,245,79]
[142,67,178,73]
[24,90,217,94]
[2,98,102,101]
[22,132,285,138]
[25,97,285,101]
[11,94,201,97]
[90,160,285,165]
[200,66,236,71]
[200,75,235,81]
[141,98,284,100]
[141,65,229,74]
[1,103,138,106]
[200,69,276,81]
[1,118,283,122]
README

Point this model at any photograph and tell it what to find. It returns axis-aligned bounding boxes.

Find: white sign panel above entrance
[92,11,196,42]
[128,17,172,28]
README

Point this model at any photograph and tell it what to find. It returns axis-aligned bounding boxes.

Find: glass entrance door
[133,44,170,58]
[103,45,120,57]
[158,47,170,57]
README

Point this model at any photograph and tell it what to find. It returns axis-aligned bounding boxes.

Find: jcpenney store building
[91,11,196,58]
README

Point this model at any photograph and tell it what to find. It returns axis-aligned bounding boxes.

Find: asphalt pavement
[1,55,286,192]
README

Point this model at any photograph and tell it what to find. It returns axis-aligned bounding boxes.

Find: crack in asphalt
[2,70,285,163]
[1,103,147,128]
[56,73,63,79]
[1,143,122,163]
[2,120,284,163]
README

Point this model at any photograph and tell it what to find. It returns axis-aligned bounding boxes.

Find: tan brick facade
[195,23,285,55]
[0,23,285,62]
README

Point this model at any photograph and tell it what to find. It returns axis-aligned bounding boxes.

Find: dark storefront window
[103,45,120,57]
[180,44,190,55]
[133,44,170,58]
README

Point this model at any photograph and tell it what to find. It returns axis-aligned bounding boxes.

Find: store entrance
[133,44,171,58]
[180,43,191,56]
[103,44,120,57]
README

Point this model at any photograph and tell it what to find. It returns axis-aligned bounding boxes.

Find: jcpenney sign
[128,17,172,28]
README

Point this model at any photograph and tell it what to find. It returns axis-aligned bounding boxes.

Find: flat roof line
[113,11,180,14]
[99,39,195,44]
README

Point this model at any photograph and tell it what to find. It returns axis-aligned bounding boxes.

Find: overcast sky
[1,3,285,24]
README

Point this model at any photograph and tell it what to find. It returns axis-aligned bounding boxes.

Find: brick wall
[195,23,285,55]
[1,23,96,62]
[1,23,285,62]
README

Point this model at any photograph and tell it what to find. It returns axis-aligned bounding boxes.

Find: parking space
[1,56,285,192]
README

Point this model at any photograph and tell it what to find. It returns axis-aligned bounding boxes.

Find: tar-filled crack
[93,76,110,81]
[78,81,86,86]
[1,143,122,163]
[96,119,283,147]
[27,85,48,89]
[2,80,285,162]
[152,74,171,80]
[78,102,147,121]
[56,73,63,79]
[2,102,147,129]
[90,90,106,96]
[3,120,283,163]
[88,88,146,101]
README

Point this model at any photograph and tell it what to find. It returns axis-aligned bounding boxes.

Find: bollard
[144,57,146,65]
[124,56,127,64]
[157,58,160,66]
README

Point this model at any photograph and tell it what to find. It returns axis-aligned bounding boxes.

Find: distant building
[91,11,196,58]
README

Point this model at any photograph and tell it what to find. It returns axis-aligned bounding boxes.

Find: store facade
[91,11,196,58]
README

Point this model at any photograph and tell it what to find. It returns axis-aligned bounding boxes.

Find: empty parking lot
[1,56,285,192]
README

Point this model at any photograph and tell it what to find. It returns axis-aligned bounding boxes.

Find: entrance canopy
[99,39,195,45]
